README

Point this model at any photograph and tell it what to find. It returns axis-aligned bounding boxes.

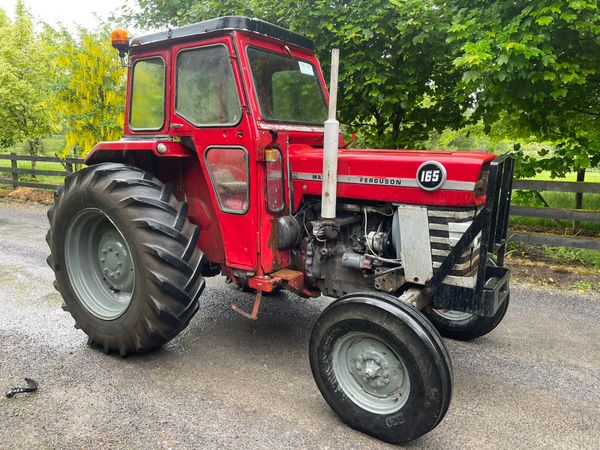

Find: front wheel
[46,163,205,355]
[309,292,452,444]
[423,296,510,341]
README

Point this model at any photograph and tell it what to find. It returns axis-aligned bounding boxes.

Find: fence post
[573,169,585,232]
[10,152,18,190]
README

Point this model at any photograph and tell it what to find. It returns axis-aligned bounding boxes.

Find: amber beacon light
[111,29,130,66]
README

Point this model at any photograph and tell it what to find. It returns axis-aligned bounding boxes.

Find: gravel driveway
[1,201,599,449]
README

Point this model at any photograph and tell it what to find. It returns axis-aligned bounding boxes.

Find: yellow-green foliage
[51,27,126,157]
[0,1,53,150]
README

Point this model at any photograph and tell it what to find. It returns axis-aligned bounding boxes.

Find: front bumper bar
[426,155,514,317]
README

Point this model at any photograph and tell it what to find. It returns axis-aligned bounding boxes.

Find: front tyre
[46,163,205,355]
[423,296,509,341]
[309,292,452,444]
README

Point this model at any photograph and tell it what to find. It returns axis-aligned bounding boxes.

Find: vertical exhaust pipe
[321,48,340,220]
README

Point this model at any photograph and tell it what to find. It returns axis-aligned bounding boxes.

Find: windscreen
[247,46,327,125]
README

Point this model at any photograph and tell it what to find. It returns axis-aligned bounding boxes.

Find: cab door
[169,36,258,271]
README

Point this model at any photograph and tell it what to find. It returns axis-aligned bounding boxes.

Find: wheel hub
[351,349,392,393]
[98,227,134,292]
[332,332,410,414]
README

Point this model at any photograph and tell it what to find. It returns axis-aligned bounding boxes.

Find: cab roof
[130,16,314,50]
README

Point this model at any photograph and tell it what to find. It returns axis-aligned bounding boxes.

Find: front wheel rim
[331,331,411,414]
[64,208,135,320]
[431,308,473,321]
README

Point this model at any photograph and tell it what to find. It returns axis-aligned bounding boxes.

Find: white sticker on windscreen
[298,61,315,76]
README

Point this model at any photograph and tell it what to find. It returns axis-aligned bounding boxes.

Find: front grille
[428,207,482,277]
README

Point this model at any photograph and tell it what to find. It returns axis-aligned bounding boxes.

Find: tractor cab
[91,17,332,276]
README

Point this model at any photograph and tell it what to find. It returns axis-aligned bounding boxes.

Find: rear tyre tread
[47,162,204,355]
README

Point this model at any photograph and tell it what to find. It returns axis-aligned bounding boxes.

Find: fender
[85,138,194,165]
[85,138,226,268]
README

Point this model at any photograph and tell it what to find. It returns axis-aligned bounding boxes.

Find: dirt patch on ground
[506,254,599,294]
[0,187,54,205]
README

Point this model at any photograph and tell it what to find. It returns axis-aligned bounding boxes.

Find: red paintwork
[289,145,494,209]
[86,140,193,163]
[90,27,496,276]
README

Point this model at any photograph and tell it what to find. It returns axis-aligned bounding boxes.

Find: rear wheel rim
[331,331,411,414]
[432,308,473,321]
[65,208,135,320]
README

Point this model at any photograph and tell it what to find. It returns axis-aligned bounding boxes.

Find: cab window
[130,57,166,130]
[247,46,327,125]
[176,45,242,126]
[205,147,249,214]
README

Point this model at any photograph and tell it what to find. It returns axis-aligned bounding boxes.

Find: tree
[122,0,471,148]
[45,25,126,158]
[447,0,600,179]
[0,0,54,162]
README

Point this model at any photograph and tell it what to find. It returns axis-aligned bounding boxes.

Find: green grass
[547,246,600,270]
[0,135,66,156]
[524,169,600,183]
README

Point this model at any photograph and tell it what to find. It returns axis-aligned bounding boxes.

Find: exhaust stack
[321,48,340,219]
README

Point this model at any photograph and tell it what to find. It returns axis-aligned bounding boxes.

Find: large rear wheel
[46,163,204,355]
[309,292,452,444]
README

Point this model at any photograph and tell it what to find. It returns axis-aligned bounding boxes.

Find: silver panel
[397,205,433,284]
[291,172,476,191]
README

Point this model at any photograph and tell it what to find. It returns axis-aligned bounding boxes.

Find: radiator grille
[427,207,481,277]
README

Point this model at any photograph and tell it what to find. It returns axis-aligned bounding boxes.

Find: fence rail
[1,154,598,250]
[510,179,600,250]
[0,154,84,190]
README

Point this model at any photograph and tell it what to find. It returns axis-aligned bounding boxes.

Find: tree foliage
[0,0,53,154]
[46,26,126,157]
[447,0,600,177]
[123,0,470,148]
[0,3,125,158]
[124,0,600,175]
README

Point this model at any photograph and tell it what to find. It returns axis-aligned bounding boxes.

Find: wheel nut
[108,247,113,252]
[100,258,105,263]
[103,269,109,275]
[116,271,121,277]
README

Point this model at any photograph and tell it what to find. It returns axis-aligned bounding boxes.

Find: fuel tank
[289,144,495,210]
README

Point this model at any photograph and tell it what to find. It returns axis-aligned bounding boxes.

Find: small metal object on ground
[5,378,38,398]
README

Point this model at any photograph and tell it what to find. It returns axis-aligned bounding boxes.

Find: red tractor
[47,17,514,444]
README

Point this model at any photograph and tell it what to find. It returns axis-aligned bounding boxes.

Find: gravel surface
[1,201,599,449]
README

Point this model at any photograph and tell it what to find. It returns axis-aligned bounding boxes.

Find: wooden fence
[0,154,84,190]
[510,179,600,250]
[1,153,599,250]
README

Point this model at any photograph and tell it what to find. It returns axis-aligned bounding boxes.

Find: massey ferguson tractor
[46,17,514,444]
